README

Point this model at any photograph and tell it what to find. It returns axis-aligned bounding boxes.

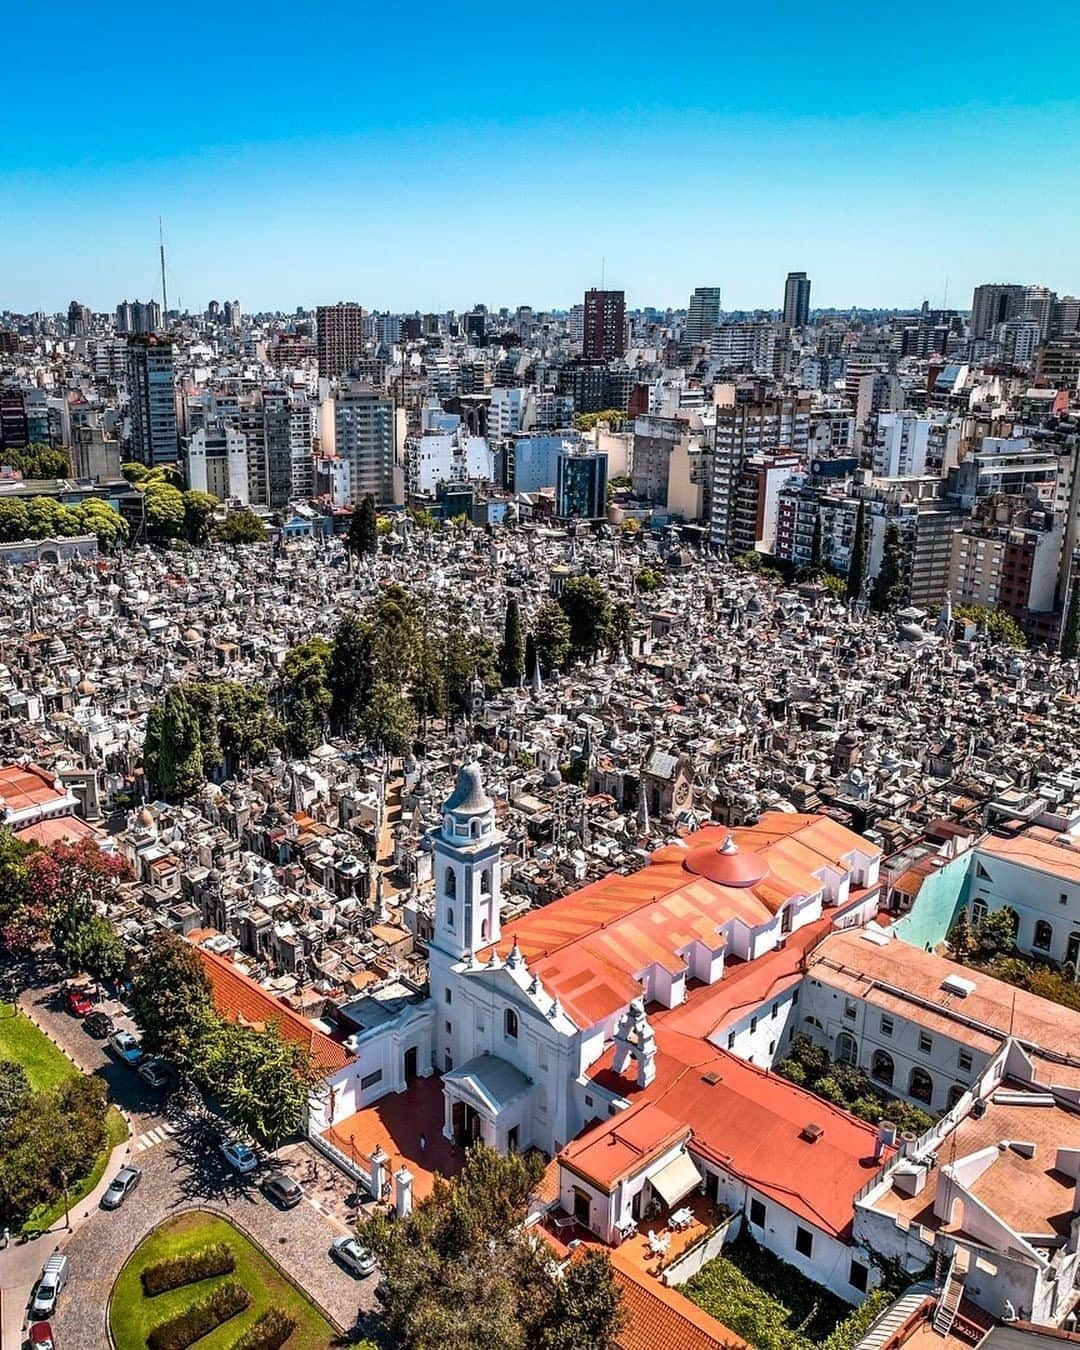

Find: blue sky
[3,0,1078,314]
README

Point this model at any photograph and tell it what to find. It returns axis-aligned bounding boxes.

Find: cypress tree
[870,523,904,613]
[498,596,525,687]
[349,494,378,556]
[846,500,866,604]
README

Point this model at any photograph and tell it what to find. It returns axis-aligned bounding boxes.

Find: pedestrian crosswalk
[135,1121,176,1152]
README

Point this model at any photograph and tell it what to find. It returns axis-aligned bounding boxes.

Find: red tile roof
[0,762,68,813]
[480,815,876,1030]
[14,815,101,847]
[194,945,354,1073]
[612,1268,746,1350]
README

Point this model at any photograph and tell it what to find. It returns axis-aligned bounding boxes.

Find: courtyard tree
[559,576,612,663]
[499,596,526,688]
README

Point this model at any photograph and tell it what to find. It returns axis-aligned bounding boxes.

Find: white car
[220,1140,258,1173]
[331,1235,376,1277]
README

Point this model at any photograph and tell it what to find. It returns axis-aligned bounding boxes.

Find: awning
[649,1150,701,1207]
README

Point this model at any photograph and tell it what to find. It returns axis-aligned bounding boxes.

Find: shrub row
[228,1307,298,1350]
[141,1241,235,1296]
[147,1281,251,1350]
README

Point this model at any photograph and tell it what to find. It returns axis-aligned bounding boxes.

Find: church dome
[442,761,493,816]
[682,834,768,887]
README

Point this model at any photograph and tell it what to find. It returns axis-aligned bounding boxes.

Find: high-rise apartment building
[67,301,91,337]
[582,289,626,361]
[710,386,810,550]
[1037,337,1080,393]
[970,283,1029,340]
[782,272,811,328]
[334,382,396,505]
[556,448,608,520]
[685,287,722,345]
[127,337,178,465]
[316,302,365,379]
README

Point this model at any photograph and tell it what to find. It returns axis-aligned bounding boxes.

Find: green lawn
[109,1212,339,1350]
[0,1004,131,1234]
[0,1002,78,1090]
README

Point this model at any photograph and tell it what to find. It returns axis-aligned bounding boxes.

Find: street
[0,977,375,1348]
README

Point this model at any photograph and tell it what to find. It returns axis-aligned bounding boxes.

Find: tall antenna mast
[159,216,169,318]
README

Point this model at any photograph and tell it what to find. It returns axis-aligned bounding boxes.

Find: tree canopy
[559,576,612,664]
[358,1144,624,1350]
[213,508,266,544]
[869,523,905,613]
[499,596,525,687]
[955,604,1027,649]
[348,494,379,557]
[143,682,281,798]
[1,443,71,479]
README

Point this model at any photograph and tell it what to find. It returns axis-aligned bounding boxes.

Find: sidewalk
[0,997,135,1350]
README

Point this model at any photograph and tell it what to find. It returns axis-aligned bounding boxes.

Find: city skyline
[2,1,1078,313]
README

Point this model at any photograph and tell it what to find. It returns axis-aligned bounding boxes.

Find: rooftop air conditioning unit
[942,974,976,998]
[801,1123,824,1143]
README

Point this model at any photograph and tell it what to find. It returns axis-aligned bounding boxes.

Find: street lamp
[59,1169,71,1231]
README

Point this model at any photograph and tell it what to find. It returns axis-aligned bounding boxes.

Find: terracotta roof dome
[682,834,768,888]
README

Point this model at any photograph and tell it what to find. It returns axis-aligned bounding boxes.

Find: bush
[141,1242,235,1296]
[228,1307,298,1350]
[147,1281,250,1350]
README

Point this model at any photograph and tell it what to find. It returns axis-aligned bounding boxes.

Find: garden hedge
[228,1307,298,1350]
[147,1281,250,1350]
[140,1241,235,1296]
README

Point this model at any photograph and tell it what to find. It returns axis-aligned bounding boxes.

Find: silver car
[331,1235,376,1277]
[101,1165,142,1209]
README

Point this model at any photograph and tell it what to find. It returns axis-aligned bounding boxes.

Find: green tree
[534,603,571,674]
[559,576,613,664]
[0,500,30,542]
[202,1020,321,1148]
[122,461,155,484]
[59,914,126,982]
[870,523,905,613]
[25,497,81,538]
[956,604,1027,649]
[76,499,128,552]
[213,508,266,544]
[280,637,332,755]
[609,600,633,656]
[499,596,526,687]
[809,511,823,573]
[634,566,662,592]
[1062,577,1080,659]
[0,1061,30,1132]
[0,1074,109,1227]
[978,906,1018,957]
[361,681,418,756]
[947,913,977,960]
[0,829,35,953]
[183,489,219,544]
[2,445,71,479]
[845,500,866,604]
[129,931,218,1070]
[328,614,373,735]
[349,494,379,557]
[143,687,204,798]
[143,480,186,539]
[358,1144,623,1350]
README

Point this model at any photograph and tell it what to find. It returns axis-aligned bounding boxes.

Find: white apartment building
[186,423,249,504]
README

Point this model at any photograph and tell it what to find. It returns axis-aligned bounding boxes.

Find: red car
[29,1322,56,1349]
[64,988,93,1017]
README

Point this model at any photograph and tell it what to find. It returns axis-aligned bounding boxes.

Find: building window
[727,1032,735,1049]
[871,1050,894,1087]
[844,998,857,1020]
[958,1049,973,1073]
[849,1260,869,1293]
[971,897,987,925]
[947,1084,965,1110]
[750,1016,758,1034]
[444,987,452,1005]
[791,988,799,1005]
[1061,893,1069,906]
[480,918,489,942]
[360,1069,383,1090]
[481,870,491,894]
[446,907,454,930]
[836,1031,858,1066]
[444,1051,453,1071]
[445,868,456,899]
[795,1226,813,1258]
[445,1021,452,1035]
[749,1197,766,1228]
[908,1067,934,1105]
[505,1008,518,1040]
[1033,920,1053,951]
[880,1015,893,1037]
[918,1031,933,1054]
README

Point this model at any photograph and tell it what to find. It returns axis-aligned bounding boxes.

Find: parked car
[330,1235,376,1277]
[220,1140,258,1174]
[30,1254,69,1319]
[101,1165,142,1210]
[262,1171,302,1208]
[64,987,93,1018]
[137,1056,173,1090]
[28,1322,56,1349]
[83,1010,114,1039]
[107,1029,142,1067]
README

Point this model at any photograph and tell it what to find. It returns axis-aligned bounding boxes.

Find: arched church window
[505,1008,518,1040]
[445,868,456,899]
[480,870,491,894]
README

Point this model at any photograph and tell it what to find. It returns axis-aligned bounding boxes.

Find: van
[30,1253,69,1319]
